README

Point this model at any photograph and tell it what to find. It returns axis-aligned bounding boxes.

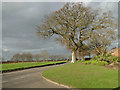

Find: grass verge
[42,63,118,88]
[1,61,67,71]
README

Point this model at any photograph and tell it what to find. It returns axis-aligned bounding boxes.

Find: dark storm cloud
[2,2,118,60]
[2,2,70,60]
[2,2,65,50]
[0,2,2,56]
[88,2,118,17]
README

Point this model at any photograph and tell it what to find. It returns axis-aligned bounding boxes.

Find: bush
[84,61,91,64]
[81,54,119,66]
[97,61,108,66]
[92,54,120,63]
[91,61,97,65]
[82,60,108,66]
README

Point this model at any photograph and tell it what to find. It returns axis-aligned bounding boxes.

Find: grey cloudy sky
[2,2,118,60]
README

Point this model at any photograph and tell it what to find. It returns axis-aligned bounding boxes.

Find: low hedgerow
[82,60,108,66]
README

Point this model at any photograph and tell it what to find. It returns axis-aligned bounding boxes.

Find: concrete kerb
[41,62,73,89]
[41,75,72,89]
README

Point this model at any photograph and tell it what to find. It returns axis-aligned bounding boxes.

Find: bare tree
[37,2,116,63]
[12,53,21,62]
[49,54,68,61]
[34,54,40,62]
[21,53,26,62]
[40,50,50,61]
[24,53,33,61]
[87,28,116,56]
[49,55,58,61]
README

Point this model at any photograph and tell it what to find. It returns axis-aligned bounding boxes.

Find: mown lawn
[1,61,66,71]
[42,63,118,88]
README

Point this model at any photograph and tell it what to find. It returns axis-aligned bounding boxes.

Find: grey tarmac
[2,63,70,88]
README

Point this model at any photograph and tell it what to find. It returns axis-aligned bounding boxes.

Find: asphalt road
[2,63,70,88]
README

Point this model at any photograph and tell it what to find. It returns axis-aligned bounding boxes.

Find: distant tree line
[11,50,69,62]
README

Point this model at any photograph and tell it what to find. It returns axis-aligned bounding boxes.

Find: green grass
[42,63,118,88]
[1,61,67,71]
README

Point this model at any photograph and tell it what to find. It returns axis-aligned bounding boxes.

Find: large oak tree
[37,2,116,63]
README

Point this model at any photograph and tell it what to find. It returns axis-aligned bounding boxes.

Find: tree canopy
[37,2,117,63]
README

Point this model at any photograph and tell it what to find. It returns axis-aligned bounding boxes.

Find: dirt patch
[105,63,120,70]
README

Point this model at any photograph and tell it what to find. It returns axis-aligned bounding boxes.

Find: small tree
[21,53,26,62]
[40,50,50,61]
[12,53,21,62]
[49,55,58,61]
[88,28,116,56]
[25,53,33,61]
[49,54,68,61]
[34,54,40,62]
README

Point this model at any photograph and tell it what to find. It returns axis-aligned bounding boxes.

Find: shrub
[82,60,108,66]
[84,61,91,64]
[91,61,97,65]
[92,54,120,63]
[97,61,108,66]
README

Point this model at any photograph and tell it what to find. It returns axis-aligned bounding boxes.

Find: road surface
[2,63,70,88]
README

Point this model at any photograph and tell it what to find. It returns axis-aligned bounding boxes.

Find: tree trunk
[78,55,81,61]
[89,53,91,58]
[71,51,76,63]
[81,55,85,61]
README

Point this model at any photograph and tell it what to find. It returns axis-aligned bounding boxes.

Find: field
[1,61,67,71]
[42,63,118,88]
